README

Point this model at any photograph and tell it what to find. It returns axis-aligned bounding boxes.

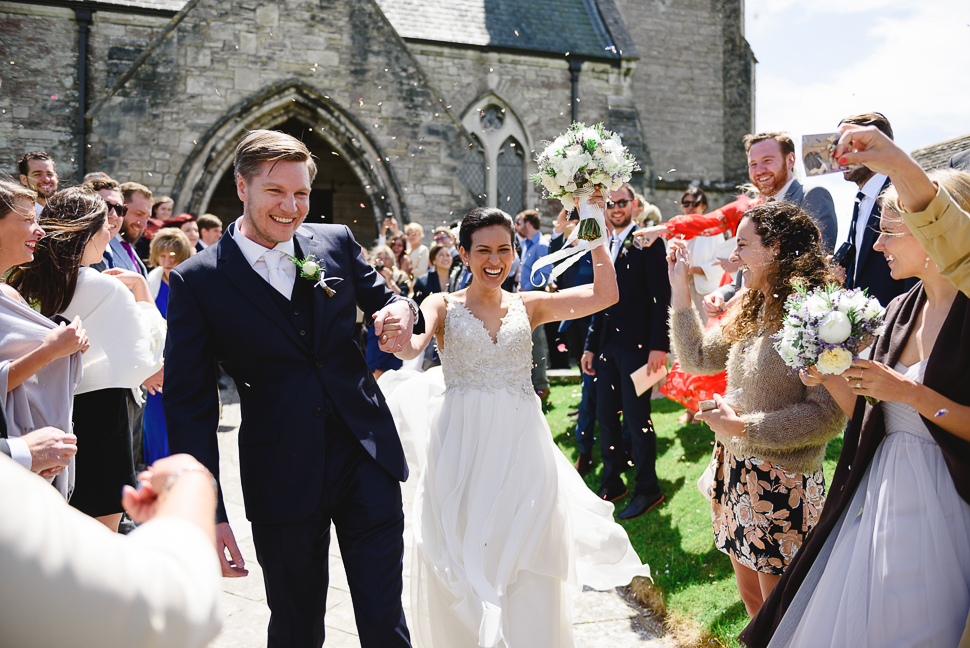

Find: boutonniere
[291,254,341,297]
[620,235,634,257]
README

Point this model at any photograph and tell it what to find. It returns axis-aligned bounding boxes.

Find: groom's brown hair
[234,130,318,184]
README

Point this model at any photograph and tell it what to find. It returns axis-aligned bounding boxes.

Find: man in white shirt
[837,112,914,307]
[196,214,223,249]
[18,151,58,214]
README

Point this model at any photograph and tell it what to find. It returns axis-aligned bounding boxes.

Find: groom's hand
[374,300,415,353]
[216,522,249,578]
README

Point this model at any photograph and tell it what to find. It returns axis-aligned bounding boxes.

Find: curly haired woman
[667,201,847,617]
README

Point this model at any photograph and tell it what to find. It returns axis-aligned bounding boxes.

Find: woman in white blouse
[8,187,165,531]
[0,180,88,499]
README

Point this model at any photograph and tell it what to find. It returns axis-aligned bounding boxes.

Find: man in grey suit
[109,182,152,277]
[703,132,838,313]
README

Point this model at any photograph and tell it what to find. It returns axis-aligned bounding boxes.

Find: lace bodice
[439,294,535,397]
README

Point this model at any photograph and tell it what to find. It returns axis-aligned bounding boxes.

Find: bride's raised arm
[394,293,447,360]
[521,243,618,329]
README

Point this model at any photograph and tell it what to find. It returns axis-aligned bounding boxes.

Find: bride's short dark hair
[458,207,516,253]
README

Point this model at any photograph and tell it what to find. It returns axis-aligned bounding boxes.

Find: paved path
[207,390,667,648]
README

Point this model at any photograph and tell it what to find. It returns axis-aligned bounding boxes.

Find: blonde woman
[405,222,430,276]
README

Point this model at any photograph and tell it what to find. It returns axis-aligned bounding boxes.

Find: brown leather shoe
[574,452,594,477]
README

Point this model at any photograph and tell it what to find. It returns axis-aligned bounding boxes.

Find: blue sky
[744,0,970,244]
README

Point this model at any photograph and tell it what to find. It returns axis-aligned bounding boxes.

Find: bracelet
[160,466,218,497]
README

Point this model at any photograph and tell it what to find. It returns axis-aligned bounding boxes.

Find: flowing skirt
[769,427,970,648]
[382,368,650,648]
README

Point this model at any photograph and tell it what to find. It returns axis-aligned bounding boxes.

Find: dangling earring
[925,257,931,269]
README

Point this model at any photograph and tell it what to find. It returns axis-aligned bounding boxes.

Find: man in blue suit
[581,183,671,519]
[838,112,915,307]
[164,130,420,648]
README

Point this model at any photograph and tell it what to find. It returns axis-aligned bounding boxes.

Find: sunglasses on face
[681,199,704,207]
[106,202,128,216]
[606,199,631,209]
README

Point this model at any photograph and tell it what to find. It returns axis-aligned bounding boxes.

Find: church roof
[374,0,636,61]
[30,0,187,14]
[912,133,970,171]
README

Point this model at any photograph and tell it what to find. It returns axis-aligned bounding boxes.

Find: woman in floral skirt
[667,201,846,617]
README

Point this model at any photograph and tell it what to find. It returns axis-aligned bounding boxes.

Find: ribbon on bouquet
[530,197,609,287]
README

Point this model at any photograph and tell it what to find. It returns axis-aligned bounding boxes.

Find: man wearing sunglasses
[81,177,125,272]
[110,182,151,278]
[581,183,671,520]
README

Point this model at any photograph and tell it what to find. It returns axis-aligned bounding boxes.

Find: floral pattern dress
[709,442,826,574]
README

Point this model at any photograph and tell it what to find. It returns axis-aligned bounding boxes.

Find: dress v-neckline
[451,294,519,346]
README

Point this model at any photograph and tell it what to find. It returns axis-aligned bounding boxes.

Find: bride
[384,196,651,648]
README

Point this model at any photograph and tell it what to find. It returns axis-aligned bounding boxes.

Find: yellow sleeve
[902,186,970,297]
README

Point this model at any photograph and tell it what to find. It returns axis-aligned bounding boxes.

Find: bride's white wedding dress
[382,293,650,648]
[769,360,970,648]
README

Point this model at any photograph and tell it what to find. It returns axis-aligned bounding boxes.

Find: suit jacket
[585,230,671,355]
[163,222,414,525]
[411,269,443,305]
[740,286,970,647]
[109,236,148,277]
[949,149,970,172]
[846,177,916,307]
[783,179,838,254]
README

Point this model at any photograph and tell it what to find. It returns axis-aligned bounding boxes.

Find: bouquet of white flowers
[531,122,639,241]
[773,283,886,401]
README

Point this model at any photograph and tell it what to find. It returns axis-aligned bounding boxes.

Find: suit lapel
[217,225,303,349]
[783,179,803,205]
[295,230,334,355]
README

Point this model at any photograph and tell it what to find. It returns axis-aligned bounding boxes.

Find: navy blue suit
[586,232,671,497]
[164,222,413,648]
[846,178,916,308]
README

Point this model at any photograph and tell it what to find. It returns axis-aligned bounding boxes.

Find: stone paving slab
[207,399,667,648]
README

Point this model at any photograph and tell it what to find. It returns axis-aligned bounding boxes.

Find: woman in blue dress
[143,228,194,463]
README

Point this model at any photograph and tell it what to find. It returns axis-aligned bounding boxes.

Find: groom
[164,130,420,647]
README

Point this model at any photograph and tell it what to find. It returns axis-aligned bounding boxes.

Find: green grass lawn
[544,383,843,647]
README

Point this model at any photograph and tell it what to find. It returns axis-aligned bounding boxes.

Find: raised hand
[666,240,693,311]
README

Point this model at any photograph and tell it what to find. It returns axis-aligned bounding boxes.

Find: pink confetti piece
[50,94,58,100]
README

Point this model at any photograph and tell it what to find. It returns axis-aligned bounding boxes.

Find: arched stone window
[459,94,530,214]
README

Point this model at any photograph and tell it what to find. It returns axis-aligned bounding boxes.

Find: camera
[832,241,855,269]
[374,262,385,273]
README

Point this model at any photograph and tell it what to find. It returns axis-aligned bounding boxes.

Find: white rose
[559,195,575,211]
[541,174,559,194]
[818,311,852,344]
[560,151,591,181]
[804,294,829,314]
[302,261,320,277]
[579,128,599,143]
[836,292,869,315]
[775,338,799,367]
[564,182,578,193]
[863,298,884,320]
[589,172,611,186]
[815,347,853,375]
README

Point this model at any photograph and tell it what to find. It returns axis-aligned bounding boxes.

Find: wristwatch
[403,297,420,319]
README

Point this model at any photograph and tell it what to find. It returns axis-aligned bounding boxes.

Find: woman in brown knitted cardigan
[667,201,846,617]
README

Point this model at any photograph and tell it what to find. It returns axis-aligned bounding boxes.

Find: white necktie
[611,235,620,257]
[262,249,292,298]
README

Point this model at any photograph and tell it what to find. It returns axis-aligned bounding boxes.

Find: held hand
[142,365,164,395]
[841,359,916,404]
[22,426,77,473]
[646,350,666,376]
[666,240,691,286]
[693,393,745,436]
[374,300,415,353]
[580,351,596,376]
[215,522,249,577]
[554,208,569,234]
[42,316,89,359]
[702,292,725,319]
[121,454,211,523]
[798,365,830,388]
